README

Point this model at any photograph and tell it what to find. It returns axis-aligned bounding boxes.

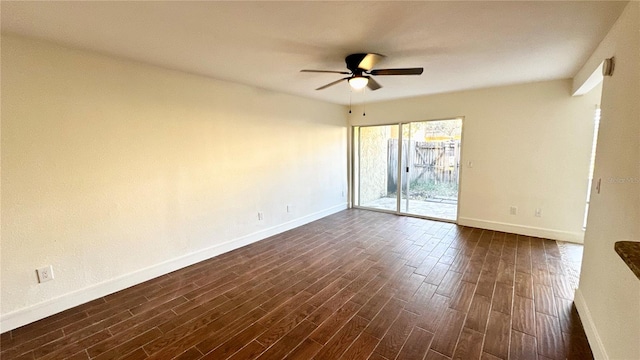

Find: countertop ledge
[614,241,640,281]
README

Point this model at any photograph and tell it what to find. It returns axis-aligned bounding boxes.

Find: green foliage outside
[402,119,462,141]
[388,178,458,201]
[408,179,458,200]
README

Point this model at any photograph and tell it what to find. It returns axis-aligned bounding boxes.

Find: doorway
[353,118,463,222]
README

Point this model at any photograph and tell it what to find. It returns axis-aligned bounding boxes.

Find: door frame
[351,116,466,224]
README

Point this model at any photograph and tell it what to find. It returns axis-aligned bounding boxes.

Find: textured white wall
[350,79,601,242]
[575,2,640,359]
[0,35,347,329]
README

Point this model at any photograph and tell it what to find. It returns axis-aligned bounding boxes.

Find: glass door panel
[355,124,399,212]
[398,119,462,221]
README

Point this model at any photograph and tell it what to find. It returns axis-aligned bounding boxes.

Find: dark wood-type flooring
[1,209,592,359]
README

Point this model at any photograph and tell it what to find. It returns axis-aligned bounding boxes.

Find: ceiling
[1,1,628,105]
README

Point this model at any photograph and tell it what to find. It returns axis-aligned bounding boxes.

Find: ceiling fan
[301,53,423,91]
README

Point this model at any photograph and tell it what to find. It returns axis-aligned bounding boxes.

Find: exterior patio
[360,196,458,221]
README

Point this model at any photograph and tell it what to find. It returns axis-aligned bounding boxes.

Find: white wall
[350,79,601,243]
[0,35,348,331]
[574,2,640,359]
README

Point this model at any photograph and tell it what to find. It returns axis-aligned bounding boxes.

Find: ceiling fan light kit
[348,76,369,90]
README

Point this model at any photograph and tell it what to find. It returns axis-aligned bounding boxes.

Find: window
[583,107,601,230]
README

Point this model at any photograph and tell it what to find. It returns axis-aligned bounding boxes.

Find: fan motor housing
[345,53,382,72]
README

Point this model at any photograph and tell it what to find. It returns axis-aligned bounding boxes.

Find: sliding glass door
[399,119,462,221]
[353,124,399,212]
[354,118,462,222]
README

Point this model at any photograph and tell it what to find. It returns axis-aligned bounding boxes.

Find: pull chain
[349,89,352,114]
[363,87,366,116]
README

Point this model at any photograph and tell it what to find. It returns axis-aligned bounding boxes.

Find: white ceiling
[1,1,627,105]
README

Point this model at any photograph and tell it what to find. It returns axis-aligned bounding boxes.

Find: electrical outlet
[509,206,518,215]
[535,208,542,217]
[467,161,473,168]
[257,212,264,221]
[286,205,293,213]
[37,265,54,283]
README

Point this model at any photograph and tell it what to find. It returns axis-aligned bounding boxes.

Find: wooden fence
[387,139,461,192]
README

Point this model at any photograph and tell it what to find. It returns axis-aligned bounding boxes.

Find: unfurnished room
[1,1,639,360]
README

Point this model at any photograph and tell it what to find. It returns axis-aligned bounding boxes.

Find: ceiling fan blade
[316,77,350,90]
[358,53,384,71]
[366,76,382,91]
[369,68,424,76]
[301,69,351,74]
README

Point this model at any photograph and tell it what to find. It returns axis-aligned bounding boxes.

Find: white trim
[573,62,604,96]
[455,116,466,225]
[0,203,347,333]
[457,217,584,243]
[574,288,608,360]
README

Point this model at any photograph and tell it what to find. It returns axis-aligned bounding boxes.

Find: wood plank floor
[1,209,593,360]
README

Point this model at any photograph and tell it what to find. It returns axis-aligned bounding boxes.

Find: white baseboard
[574,288,608,360]
[457,217,584,243]
[0,203,348,333]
